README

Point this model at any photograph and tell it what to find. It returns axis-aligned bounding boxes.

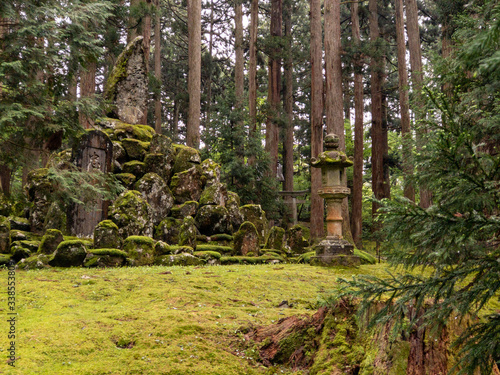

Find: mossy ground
[0,263,393,374]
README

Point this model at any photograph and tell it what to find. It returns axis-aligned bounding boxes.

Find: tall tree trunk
[187,0,201,148]
[248,0,259,166]
[369,0,387,218]
[79,61,96,129]
[154,0,162,133]
[396,0,414,202]
[310,0,324,240]
[128,0,141,43]
[141,0,152,125]
[205,0,214,150]
[0,17,12,196]
[235,0,244,159]
[283,0,294,224]
[351,0,363,248]
[406,0,431,208]
[325,0,352,241]
[265,0,282,177]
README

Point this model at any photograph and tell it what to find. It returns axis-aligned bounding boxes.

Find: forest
[0,0,499,374]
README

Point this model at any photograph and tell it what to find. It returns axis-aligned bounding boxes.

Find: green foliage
[338,3,500,373]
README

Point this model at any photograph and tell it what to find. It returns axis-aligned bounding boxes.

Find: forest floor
[0,263,392,374]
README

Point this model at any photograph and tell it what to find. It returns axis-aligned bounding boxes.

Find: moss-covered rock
[220,255,284,265]
[121,138,150,161]
[195,205,232,236]
[43,202,66,233]
[94,220,121,249]
[10,230,28,242]
[201,159,221,186]
[99,118,155,142]
[0,254,12,266]
[354,249,376,265]
[122,160,146,178]
[109,190,153,238]
[233,221,260,256]
[112,141,127,167]
[103,36,148,124]
[296,251,316,264]
[195,244,233,255]
[26,168,53,234]
[18,254,52,270]
[172,144,201,174]
[115,173,137,189]
[240,204,268,243]
[38,229,64,255]
[199,182,227,207]
[154,253,204,267]
[171,201,199,219]
[12,240,40,253]
[226,192,244,230]
[144,153,174,185]
[154,241,171,256]
[285,224,310,255]
[0,216,11,254]
[154,217,182,244]
[84,249,127,268]
[170,166,203,204]
[123,236,155,266]
[9,217,30,231]
[49,240,87,267]
[11,244,32,262]
[265,226,286,251]
[193,251,221,265]
[179,216,198,248]
[134,173,174,225]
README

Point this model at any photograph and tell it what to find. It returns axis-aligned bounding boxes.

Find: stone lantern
[310,133,359,266]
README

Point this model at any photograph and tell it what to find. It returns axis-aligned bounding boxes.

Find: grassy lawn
[0,263,388,375]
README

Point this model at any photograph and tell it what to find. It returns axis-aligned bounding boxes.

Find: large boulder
[99,118,154,142]
[170,166,203,204]
[171,201,199,219]
[123,236,155,266]
[155,217,182,244]
[84,249,127,268]
[104,36,148,124]
[179,216,198,248]
[172,145,201,174]
[0,216,11,254]
[38,229,64,255]
[233,221,260,256]
[122,161,145,179]
[265,226,286,251]
[121,138,150,161]
[240,204,268,244]
[109,190,153,238]
[195,205,232,236]
[201,159,221,186]
[286,224,310,255]
[226,192,244,230]
[199,182,227,207]
[49,240,87,267]
[134,173,174,225]
[146,134,175,183]
[94,220,121,249]
[43,202,66,233]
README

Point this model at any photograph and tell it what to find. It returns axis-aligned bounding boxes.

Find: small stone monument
[310,134,360,266]
[68,130,113,237]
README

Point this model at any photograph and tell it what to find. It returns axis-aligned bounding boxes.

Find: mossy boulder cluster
[0,37,365,269]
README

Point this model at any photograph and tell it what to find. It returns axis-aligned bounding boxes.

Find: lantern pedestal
[310,133,359,267]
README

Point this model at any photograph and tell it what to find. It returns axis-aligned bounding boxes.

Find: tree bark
[406,0,431,208]
[369,0,387,218]
[351,0,363,248]
[265,0,282,177]
[79,61,96,129]
[0,17,12,196]
[187,0,201,148]
[154,0,162,133]
[248,0,259,166]
[283,0,294,223]
[395,0,414,202]
[310,0,324,240]
[141,0,152,125]
[205,0,214,151]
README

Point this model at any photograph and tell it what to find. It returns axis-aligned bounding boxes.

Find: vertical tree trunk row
[248,0,259,166]
[154,0,162,133]
[235,0,244,160]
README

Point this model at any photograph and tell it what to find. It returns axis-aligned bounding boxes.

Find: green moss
[123,235,155,266]
[155,217,182,243]
[122,160,146,177]
[171,201,199,219]
[297,251,316,264]
[154,253,205,266]
[14,240,40,253]
[0,253,12,265]
[193,251,222,260]
[88,248,127,258]
[0,216,11,254]
[210,234,233,241]
[123,236,155,247]
[57,240,87,249]
[196,244,233,254]
[220,255,283,265]
[172,145,201,174]
[38,228,64,255]
[50,240,87,267]
[103,38,139,101]
[121,138,150,161]
[265,226,285,250]
[18,254,51,270]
